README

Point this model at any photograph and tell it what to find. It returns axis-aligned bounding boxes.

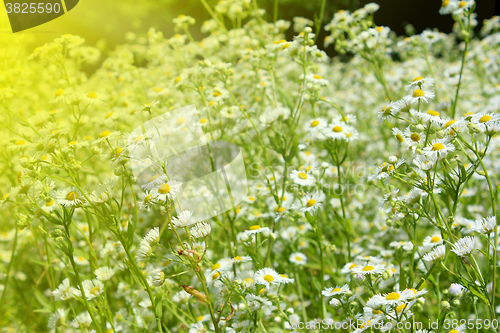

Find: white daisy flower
[47,308,66,329]
[94,267,115,281]
[423,245,446,262]
[305,117,328,134]
[290,170,316,186]
[413,153,438,171]
[405,76,435,90]
[152,180,182,202]
[423,139,455,159]
[351,264,385,275]
[289,252,307,265]
[449,283,466,297]
[303,74,329,86]
[135,241,152,262]
[299,191,325,213]
[232,255,252,264]
[471,216,497,234]
[52,278,78,301]
[322,284,349,297]
[413,109,445,125]
[422,234,443,249]
[78,279,104,300]
[149,269,166,287]
[138,190,158,211]
[255,268,283,289]
[439,0,459,15]
[74,256,89,266]
[404,88,435,104]
[142,227,160,247]
[451,236,476,256]
[172,210,193,228]
[243,225,271,237]
[56,187,85,207]
[141,174,166,191]
[190,222,211,238]
[472,112,500,132]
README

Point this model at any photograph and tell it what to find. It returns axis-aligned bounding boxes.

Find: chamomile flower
[142,227,160,247]
[453,0,474,15]
[289,252,307,265]
[299,191,325,213]
[322,284,349,297]
[56,187,85,207]
[451,236,476,256]
[413,153,438,171]
[94,267,115,281]
[48,308,66,330]
[423,139,455,158]
[378,101,399,122]
[190,222,211,238]
[422,234,443,249]
[422,245,446,262]
[255,268,282,288]
[305,118,328,135]
[413,109,445,125]
[439,0,459,15]
[152,180,182,202]
[472,112,500,132]
[232,255,252,264]
[303,74,329,86]
[290,169,316,186]
[471,216,497,234]
[243,225,271,237]
[138,190,157,211]
[351,264,385,275]
[172,210,193,228]
[149,269,166,287]
[406,76,435,90]
[52,278,78,301]
[324,123,355,141]
[80,279,104,300]
[405,88,435,104]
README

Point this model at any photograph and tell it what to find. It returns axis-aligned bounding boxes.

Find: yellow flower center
[212,263,221,270]
[431,236,441,243]
[244,278,254,284]
[362,265,374,271]
[306,199,316,207]
[310,120,320,127]
[360,321,371,329]
[66,191,79,201]
[386,292,401,300]
[277,207,286,213]
[332,126,343,132]
[153,87,163,92]
[412,89,425,97]
[174,76,182,84]
[90,286,100,295]
[200,118,208,123]
[67,141,77,146]
[45,200,55,207]
[432,143,445,151]
[410,133,421,142]
[158,183,171,194]
[106,112,113,118]
[263,274,274,282]
[176,117,185,125]
[458,1,466,8]
[479,115,492,123]
[396,134,404,142]
[427,110,440,117]
[250,225,261,230]
[87,91,97,98]
[55,89,64,97]
[213,90,222,97]
[413,76,424,82]
[396,304,406,313]
[333,288,341,293]
[144,194,153,204]
[450,330,458,333]
[99,130,111,138]
[298,172,308,179]
[115,147,123,159]
[349,263,357,269]
[372,309,383,315]
[442,0,450,7]
[234,256,243,261]
[313,74,322,79]
[444,120,455,128]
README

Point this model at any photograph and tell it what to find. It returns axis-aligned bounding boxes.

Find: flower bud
[441,301,451,310]
[415,124,425,133]
[451,299,461,308]
[388,156,398,164]
[436,130,446,139]
[467,122,481,134]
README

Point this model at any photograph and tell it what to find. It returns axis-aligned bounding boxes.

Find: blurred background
[0,0,497,65]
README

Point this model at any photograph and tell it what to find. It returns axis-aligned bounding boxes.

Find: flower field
[0,0,500,332]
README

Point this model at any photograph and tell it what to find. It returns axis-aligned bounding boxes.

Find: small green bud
[436,130,446,139]
[441,301,451,310]
[451,299,461,308]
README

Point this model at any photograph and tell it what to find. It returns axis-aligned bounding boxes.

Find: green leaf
[155,294,163,318]
[344,218,352,234]
[419,280,427,291]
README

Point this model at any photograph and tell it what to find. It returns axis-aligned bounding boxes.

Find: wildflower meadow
[0,0,500,332]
